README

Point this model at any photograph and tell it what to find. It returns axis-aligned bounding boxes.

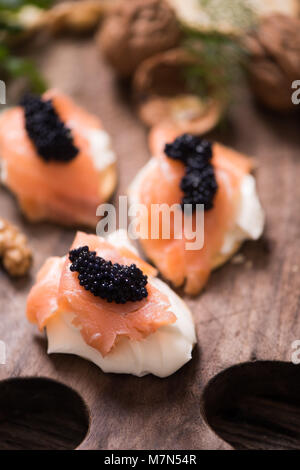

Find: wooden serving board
[0,34,300,450]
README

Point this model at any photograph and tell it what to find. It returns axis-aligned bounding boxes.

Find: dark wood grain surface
[0,34,300,450]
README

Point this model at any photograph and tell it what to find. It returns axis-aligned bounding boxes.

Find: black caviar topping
[165,133,212,164]
[180,165,218,211]
[21,93,78,163]
[164,133,217,211]
[69,246,148,304]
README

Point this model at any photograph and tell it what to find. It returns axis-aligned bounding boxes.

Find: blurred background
[0,0,299,129]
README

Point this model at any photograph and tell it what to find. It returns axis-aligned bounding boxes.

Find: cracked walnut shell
[133,48,225,134]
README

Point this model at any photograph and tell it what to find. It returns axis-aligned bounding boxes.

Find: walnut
[0,218,32,277]
[246,14,300,111]
[133,48,224,133]
[97,0,181,77]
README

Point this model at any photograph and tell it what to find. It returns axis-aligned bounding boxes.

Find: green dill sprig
[179,0,257,104]
[182,28,248,102]
[0,44,46,93]
[0,0,52,93]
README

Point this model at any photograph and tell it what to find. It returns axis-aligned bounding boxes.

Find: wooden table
[0,34,300,450]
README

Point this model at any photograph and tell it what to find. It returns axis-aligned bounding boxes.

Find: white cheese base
[46,230,196,378]
[128,159,265,257]
[221,173,265,255]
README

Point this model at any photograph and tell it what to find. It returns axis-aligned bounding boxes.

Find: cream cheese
[85,128,116,171]
[221,174,265,255]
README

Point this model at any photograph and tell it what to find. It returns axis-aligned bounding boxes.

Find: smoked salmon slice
[0,89,117,227]
[27,232,176,357]
[129,124,263,294]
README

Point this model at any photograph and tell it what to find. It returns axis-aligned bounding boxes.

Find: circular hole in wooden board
[0,377,90,450]
[201,361,300,450]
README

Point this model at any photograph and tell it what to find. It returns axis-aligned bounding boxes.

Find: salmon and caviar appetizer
[128,126,265,295]
[0,89,117,227]
[26,229,196,377]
